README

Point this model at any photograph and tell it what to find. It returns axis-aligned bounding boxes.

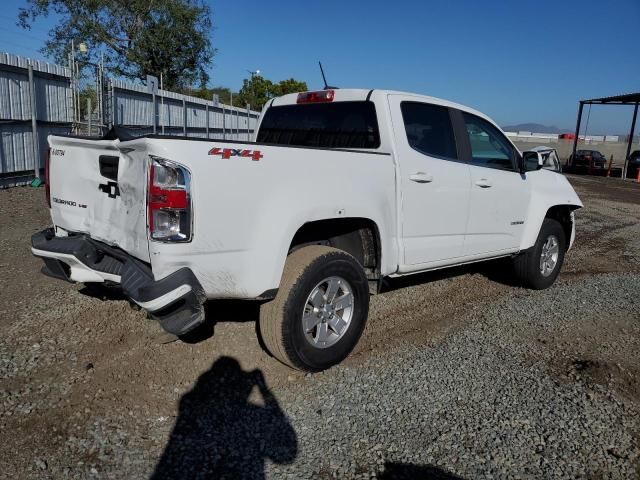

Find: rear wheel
[513,218,566,290]
[259,246,369,371]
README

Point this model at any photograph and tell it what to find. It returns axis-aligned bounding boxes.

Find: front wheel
[512,218,566,290]
[259,246,370,371]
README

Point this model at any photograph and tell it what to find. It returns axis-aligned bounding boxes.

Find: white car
[32,88,583,371]
[530,146,562,172]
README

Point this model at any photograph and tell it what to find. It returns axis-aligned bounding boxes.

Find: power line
[0,32,50,47]
[0,33,50,61]
[0,24,51,44]
[0,14,53,42]
[0,35,37,50]
[0,43,45,59]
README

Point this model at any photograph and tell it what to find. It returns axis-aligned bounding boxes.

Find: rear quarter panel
[143,138,397,299]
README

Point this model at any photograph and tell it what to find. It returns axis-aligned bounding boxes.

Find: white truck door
[456,111,530,256]
[388,95,471,269]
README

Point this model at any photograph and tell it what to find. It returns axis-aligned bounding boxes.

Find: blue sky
[1,0,638,133]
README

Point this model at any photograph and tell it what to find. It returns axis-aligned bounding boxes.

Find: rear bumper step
[31,228,206,336]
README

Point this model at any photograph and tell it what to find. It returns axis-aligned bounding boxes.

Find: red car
[559,133,576,140]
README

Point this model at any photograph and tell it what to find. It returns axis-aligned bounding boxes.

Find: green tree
[208,87,234,105]
[18,0,214,90]
[185,86,237,105]
[235,75,273,110]
[271,78,308,98]
[235,75,308,110]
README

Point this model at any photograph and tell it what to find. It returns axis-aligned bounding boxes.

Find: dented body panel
[142,137,397,298]
[47,137,150,263]
[45,134,397,299]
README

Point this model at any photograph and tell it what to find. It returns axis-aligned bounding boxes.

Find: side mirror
[520,151,543,173]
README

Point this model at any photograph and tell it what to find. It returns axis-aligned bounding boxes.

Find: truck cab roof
[270,88,496,126]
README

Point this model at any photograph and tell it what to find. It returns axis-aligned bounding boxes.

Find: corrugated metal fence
[111,79,260,140]
[1,52,261,188]
[0,53,72,187]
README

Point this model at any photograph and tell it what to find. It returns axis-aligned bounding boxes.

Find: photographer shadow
[151,356,297,479]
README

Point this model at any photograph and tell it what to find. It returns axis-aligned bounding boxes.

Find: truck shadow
[150,356,297,479]
[77,258,519,347]
[78,283,130,301]
[180,258,520,344]
[380,257,519,293]
[179,300,262,344]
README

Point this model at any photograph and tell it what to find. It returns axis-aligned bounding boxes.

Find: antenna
[318,61,338,90]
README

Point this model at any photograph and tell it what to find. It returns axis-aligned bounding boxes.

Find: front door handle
[409,172,433,183]
[475,178,492,188]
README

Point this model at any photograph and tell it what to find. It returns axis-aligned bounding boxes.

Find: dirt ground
[0,175,639,478]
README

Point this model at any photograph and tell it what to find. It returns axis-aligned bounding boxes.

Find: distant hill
[502,123,568,134]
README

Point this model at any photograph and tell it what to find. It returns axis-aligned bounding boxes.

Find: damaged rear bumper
[31,228,206,336]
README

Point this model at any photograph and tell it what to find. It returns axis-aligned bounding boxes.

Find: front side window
[256,101,380,149]
[462,113,515,170]
[400,102,458,160]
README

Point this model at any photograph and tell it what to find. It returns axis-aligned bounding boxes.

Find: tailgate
[47,135,150,263]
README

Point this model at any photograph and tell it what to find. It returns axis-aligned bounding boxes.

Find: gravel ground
[266,273,640,479]
[1,175,639,479]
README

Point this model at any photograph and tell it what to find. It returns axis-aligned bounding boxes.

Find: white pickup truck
[32,88,582,371]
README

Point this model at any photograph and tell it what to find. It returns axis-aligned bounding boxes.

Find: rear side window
[256,101,380,149]
[400,102,458,160]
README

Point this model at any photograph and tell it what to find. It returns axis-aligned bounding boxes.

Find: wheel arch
[520,203,580,252]
[288,217,382,282]
[545,204,579,250]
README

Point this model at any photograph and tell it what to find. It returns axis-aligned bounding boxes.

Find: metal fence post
[27,64,40,179]
[111,81,116,128]
[222,103,226,140]
[182,99,187,136]
[87,97,92,136]
[247,104,251,141]
[152,91,156,134]
[161,93,165,135]
[206,103,209,139]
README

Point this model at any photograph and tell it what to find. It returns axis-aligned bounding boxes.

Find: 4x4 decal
[208,147,263,161]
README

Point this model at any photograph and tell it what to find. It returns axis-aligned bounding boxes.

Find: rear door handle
[409,172,433,183]
[475,178,492,188]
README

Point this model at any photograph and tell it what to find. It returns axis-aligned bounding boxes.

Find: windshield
[256,101,381,149]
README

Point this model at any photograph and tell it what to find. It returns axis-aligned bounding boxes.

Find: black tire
[259,245,370,371]
[513,218,566,290]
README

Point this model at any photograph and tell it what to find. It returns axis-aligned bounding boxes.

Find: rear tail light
[147,156,192,242]
[296,90,335,104]
[45,148,51,208]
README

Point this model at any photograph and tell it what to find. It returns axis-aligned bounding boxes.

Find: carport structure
[572,92,640,179]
